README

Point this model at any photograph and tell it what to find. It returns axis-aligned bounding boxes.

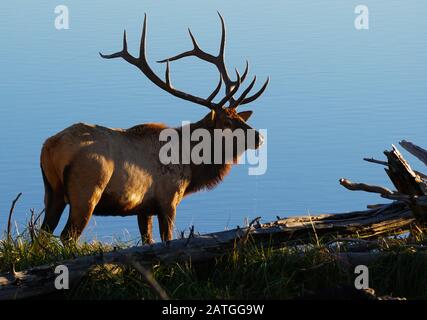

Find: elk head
[100,13,269,163]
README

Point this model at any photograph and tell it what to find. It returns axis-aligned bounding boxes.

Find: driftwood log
[342,141,427,223]
[1,140,426,300]
[0,203,415,300]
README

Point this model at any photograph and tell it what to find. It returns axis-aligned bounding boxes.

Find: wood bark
[344,143,427,223]
[399,140,427,167]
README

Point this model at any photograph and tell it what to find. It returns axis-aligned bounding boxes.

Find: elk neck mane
[186,161,232,194]
[126,123,168,135]
[127,120,233,195]
[180,119,233,195]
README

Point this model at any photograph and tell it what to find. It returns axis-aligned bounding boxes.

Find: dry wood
[364,157,427,180]
[384,145,427,222]
[384,145,427,196]
[339,178,393,195]
[363,158,388,166]
[345,142,427,223]
[400,140,427,167]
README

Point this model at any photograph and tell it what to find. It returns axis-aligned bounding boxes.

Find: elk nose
[256,132,264,147]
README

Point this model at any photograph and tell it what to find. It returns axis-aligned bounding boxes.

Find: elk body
[40,14,269,243]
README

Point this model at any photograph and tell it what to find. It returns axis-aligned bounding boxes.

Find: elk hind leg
[60,160,111,242]
[41,190,66,233]
[40,166,66,233]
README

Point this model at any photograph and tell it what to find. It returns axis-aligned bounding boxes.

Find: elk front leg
[157,205,177,242]
[138,214,154,244]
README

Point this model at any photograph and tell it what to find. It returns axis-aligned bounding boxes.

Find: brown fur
[79,14,269,243]
[40,110,261,243]
[127,123,168,136]
[186,163,232,194]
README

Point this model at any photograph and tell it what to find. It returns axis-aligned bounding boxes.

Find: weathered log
[384,145,427,222]
[339,178,393,195]
[384,145,427,196]
[0,203,414,300]
[364,157,427,180]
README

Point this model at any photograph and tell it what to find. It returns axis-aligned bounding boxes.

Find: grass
[2,219,427,300]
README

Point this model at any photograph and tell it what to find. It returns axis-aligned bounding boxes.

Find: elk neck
[176,118,233,195]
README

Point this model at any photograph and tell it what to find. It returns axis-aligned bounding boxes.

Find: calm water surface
[0,1,426,242]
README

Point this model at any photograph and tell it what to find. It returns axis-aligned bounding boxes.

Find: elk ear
[238,110,253,122]
[210,109,216,122]
[203,110,216,127]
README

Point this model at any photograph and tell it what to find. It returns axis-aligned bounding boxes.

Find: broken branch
[339,178,394,195]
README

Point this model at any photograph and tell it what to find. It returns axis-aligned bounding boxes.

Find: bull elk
[40,13,269,243]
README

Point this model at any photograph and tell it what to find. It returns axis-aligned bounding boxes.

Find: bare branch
[7,193,22,240]
[339,178,394,195]
[363,157,388,166]
[364,156,427,180]
[399,140,427,167]
[384,145,427,195]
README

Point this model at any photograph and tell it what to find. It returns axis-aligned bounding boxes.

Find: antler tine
[99,30,138,64]
[217,69,241,107]
[207,75,222,102]
[165,60,171,87]
[228,60,249,106]
[240,77,270,105]
[139,14,147,59]
[216,11,237,95]
[229,76,257,109]
[157,28,215,64]
[217,11,226,60]
[188,28,201,52]
[240,60,249,83]
[123,30,128,52]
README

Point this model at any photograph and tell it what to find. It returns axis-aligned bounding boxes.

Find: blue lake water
[1,1,426,243]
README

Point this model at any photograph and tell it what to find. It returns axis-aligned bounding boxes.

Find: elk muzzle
[246,129,264,150]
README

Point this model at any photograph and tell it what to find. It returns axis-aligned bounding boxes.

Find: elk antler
[158,12,269,109]
[100,13,268,110]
